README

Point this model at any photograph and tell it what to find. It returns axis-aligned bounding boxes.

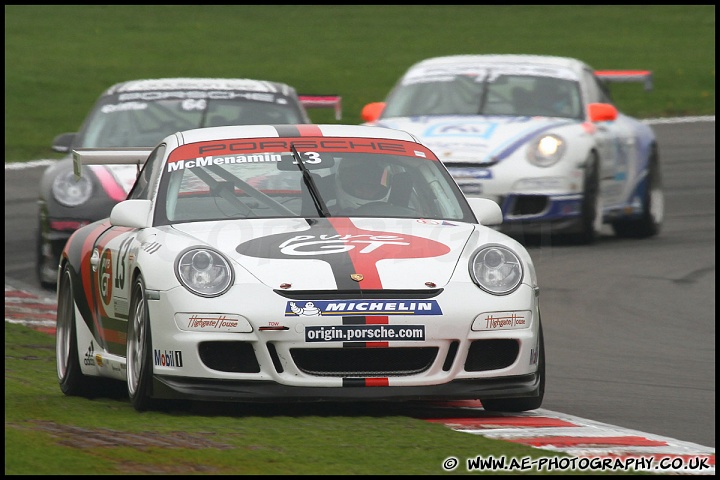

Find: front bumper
[145,282,542,402]
[449,165,586,234]
[152,373,541,403]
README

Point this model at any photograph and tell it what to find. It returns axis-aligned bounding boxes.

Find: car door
[582,69,629,207]
[89,226,137,357]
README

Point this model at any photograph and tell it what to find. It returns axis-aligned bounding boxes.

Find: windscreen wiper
[290,143,330,217]
[477,69,491,114]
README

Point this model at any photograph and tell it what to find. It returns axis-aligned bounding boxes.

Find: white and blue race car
[362,54,663,243]
[55,124,544,413]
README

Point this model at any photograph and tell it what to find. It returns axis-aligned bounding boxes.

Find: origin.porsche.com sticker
[286,300,442,317]
[305,324,425,342]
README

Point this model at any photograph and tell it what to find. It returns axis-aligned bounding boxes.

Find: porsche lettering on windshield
[188,140,412,156]
[118,91,277,102]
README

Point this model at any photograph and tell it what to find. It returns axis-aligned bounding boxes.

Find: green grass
[4,5,715,162]
[6,322,608,475]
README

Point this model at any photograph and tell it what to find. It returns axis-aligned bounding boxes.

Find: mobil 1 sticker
[305,325,425,342]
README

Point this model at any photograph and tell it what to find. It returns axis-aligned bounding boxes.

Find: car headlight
[469,245,523,295]
[51,170,93,207]
[176,248,234,297]
[527,133,565,167]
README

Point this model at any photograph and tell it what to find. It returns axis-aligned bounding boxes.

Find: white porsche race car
[362,54,663,243]
[56,124,544,413]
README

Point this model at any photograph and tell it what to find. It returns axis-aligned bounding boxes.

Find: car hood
[170,217,477,291]
[374,115,578,165]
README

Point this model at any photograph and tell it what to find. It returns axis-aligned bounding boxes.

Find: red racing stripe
[295,125,323,136]
[365,378,389,387]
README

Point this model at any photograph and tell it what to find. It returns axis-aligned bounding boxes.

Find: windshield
[382,69,583,120]
[154,137,475,225]
[77,95,307,148]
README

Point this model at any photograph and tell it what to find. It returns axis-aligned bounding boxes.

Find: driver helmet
[335,157,392,210]
[533,77,568,112]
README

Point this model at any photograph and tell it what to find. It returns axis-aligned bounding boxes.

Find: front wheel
[569,153,602,245]
[480,319,545,412]
[126,275,155,411]
[36,220,57,290]
[56,265,93,396]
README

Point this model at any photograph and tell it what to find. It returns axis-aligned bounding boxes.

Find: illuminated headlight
[528,134,565,167]
[469,245,523,295]
[52,171,93,207]
[176,248,234,297]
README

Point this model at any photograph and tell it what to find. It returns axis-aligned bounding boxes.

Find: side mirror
[361,102,386,122]
[110,199,152,229]
[587,103,618,122]
[466,197,503,226]
[52,132,76,153]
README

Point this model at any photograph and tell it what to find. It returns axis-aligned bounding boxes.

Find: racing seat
[388,172,413,209]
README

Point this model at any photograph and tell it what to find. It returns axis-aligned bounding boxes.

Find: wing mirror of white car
[110,199,153,229]
[361,102,385,122]
[467,197,503,226]
[587,102,618,122]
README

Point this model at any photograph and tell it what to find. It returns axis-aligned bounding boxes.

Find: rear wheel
[56,265,93,396]
[127,275,155,412]
[612,150,663,238]
[480,319,545,412]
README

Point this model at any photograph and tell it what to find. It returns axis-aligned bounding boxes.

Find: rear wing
[595,70,653,92]
[73,148,153,179]
[299,94,343,120]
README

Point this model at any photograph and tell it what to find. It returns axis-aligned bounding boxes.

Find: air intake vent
[464,339,519,372]
[291,347,438,377]
[198,341,260,373]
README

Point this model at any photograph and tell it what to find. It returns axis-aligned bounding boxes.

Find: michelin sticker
[286,299,442,317]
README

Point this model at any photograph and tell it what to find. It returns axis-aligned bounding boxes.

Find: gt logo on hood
[236,220,450,260]
[278,233,409,255]
[236,219,451,290]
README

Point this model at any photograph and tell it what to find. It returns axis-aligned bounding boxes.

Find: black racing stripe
[236,218,361,292]
[342,378,366,387]
[342,316,367,325]
[301,218,360,291]
[273,125,302,137]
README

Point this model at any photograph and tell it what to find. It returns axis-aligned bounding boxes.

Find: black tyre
[612,149,663,238]
[126,275,155,412]
[56,265,94,396]
[36,221,57,290]
[569,152,602,245]
[480,319,545,412]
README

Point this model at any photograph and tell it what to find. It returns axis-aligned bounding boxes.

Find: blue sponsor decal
[425,121,498,139]
[286,299,442,317]
[447,167,493,179]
